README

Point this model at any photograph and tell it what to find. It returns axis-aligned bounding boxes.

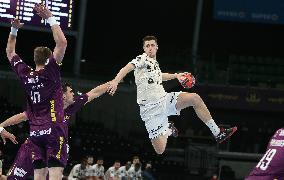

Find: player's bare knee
[154,145,166,154]
[155,147,165,154]
[190,93,202,105]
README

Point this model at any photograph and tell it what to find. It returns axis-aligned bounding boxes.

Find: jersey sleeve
[130,54,147,69]
[64,94,89,116]
[9,55,30,78]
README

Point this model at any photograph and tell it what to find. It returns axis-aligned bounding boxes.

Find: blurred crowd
[67,155,155,180]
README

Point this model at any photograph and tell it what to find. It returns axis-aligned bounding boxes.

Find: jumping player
[107,35,237,154]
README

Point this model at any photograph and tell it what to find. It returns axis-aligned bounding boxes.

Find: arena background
[0,0,284,179]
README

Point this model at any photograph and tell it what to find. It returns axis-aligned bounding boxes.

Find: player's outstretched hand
[34,3,53,19]
[176,72,185,82]
[11,19,24,29]
[107,80,118,96]
[0,129,18,145]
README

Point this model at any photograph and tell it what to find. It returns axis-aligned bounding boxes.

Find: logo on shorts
[150,124,163,136]
[14,167,27,177]
[170,95,174,103]
[30,128,51,137]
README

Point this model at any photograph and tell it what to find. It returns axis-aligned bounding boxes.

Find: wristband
[0,127,4,133]
[10,27,18,36]
[47,16,58,26]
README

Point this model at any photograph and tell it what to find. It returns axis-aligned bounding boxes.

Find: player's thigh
[34,168,47,180]
[0,175,7,180]
[176,92,201,111]
[48,167,64,178]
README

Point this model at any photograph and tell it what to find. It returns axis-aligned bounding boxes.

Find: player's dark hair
[132,156,139,160]
[86,155,93,158]
[34,46,52,66]
[142,35,158,46]
[62,82,72,93]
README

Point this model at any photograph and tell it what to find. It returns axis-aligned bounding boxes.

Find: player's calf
[151,135,168,154]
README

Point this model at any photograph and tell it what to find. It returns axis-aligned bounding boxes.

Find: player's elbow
[6,49,14,60]
[19,112,28,120]
[56,36,67,49]
[6,47,11,56]
[62,37,67,47]
[59,37,67,48]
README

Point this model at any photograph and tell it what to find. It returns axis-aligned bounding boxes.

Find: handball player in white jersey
[108,35,237,154]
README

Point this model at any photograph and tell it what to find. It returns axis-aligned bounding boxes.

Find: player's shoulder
[273,128,284,137]
[128,166,135,172]
[277,128,284,135]
[73,164,81,169]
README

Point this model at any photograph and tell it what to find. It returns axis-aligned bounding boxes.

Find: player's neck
[64,102,69,109]
[35,65,44,71]
[149,55,156,60]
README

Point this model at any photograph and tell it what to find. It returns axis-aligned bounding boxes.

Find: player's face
[87,157,94,165]
[114,162,120,170]
[63,86,75,105]
[143,40,158,58]
[133,158,139,164]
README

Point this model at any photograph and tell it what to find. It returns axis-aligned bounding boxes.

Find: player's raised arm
[108,63,135,96]
[34,3,67,64]
[86,82,110,102]
[6,19,24,61]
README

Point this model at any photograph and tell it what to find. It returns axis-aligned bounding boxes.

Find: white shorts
[139,92,181,139]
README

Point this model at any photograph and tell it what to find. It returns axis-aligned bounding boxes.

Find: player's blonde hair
[34,46,52,66]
